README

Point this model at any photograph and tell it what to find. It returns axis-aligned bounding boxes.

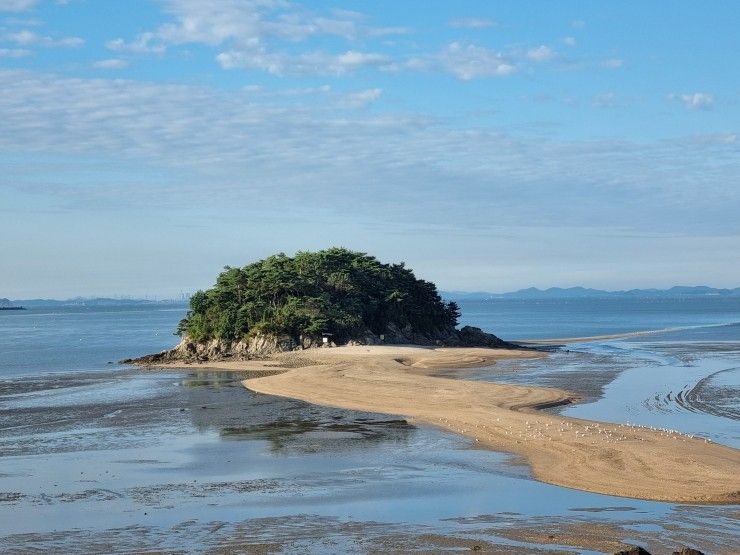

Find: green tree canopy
[177,248,460,344]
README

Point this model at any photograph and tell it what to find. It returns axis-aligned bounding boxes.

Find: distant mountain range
[6,287,740,307]
[443,286,740,301]
[5,297,188,308]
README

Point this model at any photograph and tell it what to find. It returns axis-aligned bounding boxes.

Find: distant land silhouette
[4,297,188,308]
[0,298,25,310]
[442,286,740,301]
[6,286,740,307]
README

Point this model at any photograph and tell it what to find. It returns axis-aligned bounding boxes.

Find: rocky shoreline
[123,325,519,365]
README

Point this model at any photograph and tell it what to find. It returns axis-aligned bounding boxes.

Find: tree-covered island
[129,248,513,363]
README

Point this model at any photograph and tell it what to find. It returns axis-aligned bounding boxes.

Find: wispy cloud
[103,0,411,76]
[93,58,129,69]
[106,33,164,54]
[409,42,516,80]
[670,92,715,110]
[526,45,555,62]
[0,0,38,11]
[592,91,635,108]
[3,69,737,237]
[3,29,83,47]
[448,17,496,29]
[240,83,382,109]
[216,48,394,76]
[366,26,412,37]
[410,42,562,80]
[337,87,382,109]
[99,2,592,81]
[0,46,29,57]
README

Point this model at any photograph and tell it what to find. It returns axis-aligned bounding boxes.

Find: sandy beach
[163,344,740,505]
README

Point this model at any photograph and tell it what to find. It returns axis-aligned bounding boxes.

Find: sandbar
[235,345,740,504]
[145,345,740,503]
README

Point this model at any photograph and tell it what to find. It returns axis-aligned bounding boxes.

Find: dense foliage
[178,248,460,344]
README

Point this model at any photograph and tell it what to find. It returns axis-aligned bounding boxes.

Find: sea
[1,298,739,553]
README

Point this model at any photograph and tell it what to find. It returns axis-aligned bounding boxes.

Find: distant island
[11,285,738,309]
[0,298,25,310]
[7,297,187,308]
[128,248,512,363]
[444,285,740,301]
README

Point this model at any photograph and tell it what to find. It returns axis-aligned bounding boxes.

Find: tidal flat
[0,351,737,553]
[1,303,739,553]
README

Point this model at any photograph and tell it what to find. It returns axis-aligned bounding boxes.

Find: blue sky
[1,0,739,298]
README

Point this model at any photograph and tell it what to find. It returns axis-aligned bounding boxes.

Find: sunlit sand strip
[242,345,740,504]
[517,328,684,345]
[517,321,740,345]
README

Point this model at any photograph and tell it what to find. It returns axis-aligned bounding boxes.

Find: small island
[0,298,25,311]
[129,248,513,364]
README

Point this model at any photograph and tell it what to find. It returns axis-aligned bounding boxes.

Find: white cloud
[571,19,586,29]
[670,92,715,110]
[409,42,564,80]
[105,0,406,76]
[562,36,576,46]
[448,18,496,29]
[5,29,34,43]
[526,45,555,62]
[263,13,358,41]
[0,47,29,57]
[101,1,574,80]
[0,0,38,11]
[277,84,331,96]
[106,33,165,54]
[338,87,382,109]
[237,82,380,109]
[106,0,396,53]
[433,42,516,80]
[4,29,83,47]
[93,58,129,69]
[155,0,361,44]
[366,26,412,37]
[216,48,394,76]
[336,50,390,68]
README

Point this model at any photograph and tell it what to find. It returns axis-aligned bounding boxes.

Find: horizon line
[6,284,740,303]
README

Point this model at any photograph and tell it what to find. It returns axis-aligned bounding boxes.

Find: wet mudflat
[1,354,738,553]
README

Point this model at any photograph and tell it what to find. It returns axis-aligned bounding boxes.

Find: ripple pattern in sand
[643,366,740,421]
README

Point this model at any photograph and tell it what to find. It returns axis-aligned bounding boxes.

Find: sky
[1,0,739,298]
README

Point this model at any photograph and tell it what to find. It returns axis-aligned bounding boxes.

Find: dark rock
[457,325,513,348]
[123,324,523,366]
[614,548,652,555]
[672,549,704,555]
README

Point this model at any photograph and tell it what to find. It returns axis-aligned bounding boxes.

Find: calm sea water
[3,297,739,378]
[0,304,188,378]
[457,297,740,340]
[1,298,738,552]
